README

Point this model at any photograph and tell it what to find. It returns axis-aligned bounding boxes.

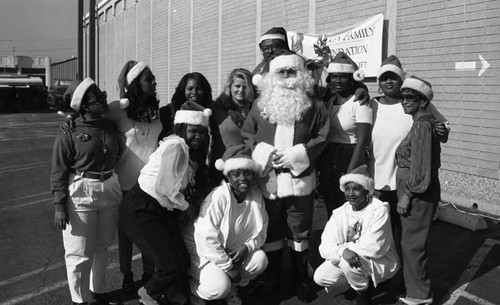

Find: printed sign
[288,14,384,77]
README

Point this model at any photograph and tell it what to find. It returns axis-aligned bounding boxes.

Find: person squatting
[50,26,449,305]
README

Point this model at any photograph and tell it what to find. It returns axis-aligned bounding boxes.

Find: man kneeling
[314,165,399,305]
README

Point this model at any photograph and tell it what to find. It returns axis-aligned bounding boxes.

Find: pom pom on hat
[174,100,212,127]
[339,165,374,195]
[66,78,96,111]
[401,75,434,102]
[377,55,406,81]
[252,73,263,87]
[327,52,364,81]
[216,145,259,176]
[117,60,149,109]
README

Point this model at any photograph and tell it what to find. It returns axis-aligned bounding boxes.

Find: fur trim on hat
[401,76,433,102]
[269,54,305,74]
[377,65,405,81]
[174,109,211,127]
[260,33,286,43]
[126,61,148,85]
[216,157,259,176]
[70,78,95,111]
[327,63,355,74]
[339,173,375,195]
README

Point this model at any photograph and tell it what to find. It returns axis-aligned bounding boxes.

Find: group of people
[50,26,448,305]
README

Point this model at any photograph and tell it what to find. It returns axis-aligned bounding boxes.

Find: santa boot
[291,250,316,303]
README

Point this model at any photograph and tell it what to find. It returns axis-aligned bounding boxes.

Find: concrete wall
[88,0,500,215]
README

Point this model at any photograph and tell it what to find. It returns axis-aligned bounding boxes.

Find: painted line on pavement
[443,238,500,305]
[0,244,120,288]
[0,135,55,142]
[0,198,52,211]
[0,251,142,305]
[0,145,53,154]
[0,162,49,174]
[0,192,52,205]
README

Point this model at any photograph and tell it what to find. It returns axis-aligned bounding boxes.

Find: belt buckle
[99,172,105,181]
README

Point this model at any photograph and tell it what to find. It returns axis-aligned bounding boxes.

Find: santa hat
[401,75,434,102]
[339,165,374,195]
[174,100,212,128]
[117,60,149,109]
[214,145,259,176]
[269,54,305,74]
[259,27,289,46]
[327,52,365,81]
[377,55,406,81]
[66,78,96,111]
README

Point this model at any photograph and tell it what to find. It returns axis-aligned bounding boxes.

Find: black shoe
[296,282,316,303]
[91,292,122,305]
[140,273,153,285]
[356,289,373,305]
[122,273,135,294]
[72,302,88,305]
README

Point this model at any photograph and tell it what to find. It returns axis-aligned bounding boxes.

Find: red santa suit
[242,54,329,296]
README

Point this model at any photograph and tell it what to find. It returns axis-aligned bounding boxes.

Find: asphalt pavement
[0,111,498,305]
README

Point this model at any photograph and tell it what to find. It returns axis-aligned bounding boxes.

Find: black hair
[173,123,210,164]
[171,72,213,110]
[125,68,159,122]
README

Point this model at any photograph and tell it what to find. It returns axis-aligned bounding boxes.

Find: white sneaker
[188,292,206,305]
[225,285,242,305]
[137,286,158,305]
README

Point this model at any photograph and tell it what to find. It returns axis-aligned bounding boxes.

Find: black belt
[77,170,113,181]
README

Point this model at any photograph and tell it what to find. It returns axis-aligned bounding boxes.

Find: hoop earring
[378,87,383,94]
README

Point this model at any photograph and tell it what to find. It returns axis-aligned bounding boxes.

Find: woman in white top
[119,101,211,305]
[184,144,268,305]
[314,165,399,305]
[319,52,373,218]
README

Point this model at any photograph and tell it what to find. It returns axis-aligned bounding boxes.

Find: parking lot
[0,111,498,305]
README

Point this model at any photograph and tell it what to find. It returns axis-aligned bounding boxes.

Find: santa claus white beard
[257,71,315,126]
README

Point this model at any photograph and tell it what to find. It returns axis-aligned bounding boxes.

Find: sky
[0,0,78,63]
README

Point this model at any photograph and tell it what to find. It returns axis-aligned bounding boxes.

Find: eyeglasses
[276,68,297,77]
[402,94,418,102]
[260,44,282,55]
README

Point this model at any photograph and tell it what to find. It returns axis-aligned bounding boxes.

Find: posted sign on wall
[288,14,384,77]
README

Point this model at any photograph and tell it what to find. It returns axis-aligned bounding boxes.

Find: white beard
[257,70,315,126]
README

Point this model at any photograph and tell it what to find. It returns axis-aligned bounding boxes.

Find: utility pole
[77,0,84,80]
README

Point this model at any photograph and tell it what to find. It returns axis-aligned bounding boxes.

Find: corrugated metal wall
[50,57,78,86]
[87,0,500,215]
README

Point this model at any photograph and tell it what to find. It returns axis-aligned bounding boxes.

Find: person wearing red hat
[51,78,122,305]
[314,165,399,305]
[396,76,441,305]
[184,144,268,305]
[119,101,212,305]
[318,51,372,219]
[242,53,330,302]
[108,60,163,294]
[369,55,450,299]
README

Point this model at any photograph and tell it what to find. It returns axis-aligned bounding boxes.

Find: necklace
[133,121,150,147]
[85,126,108,154]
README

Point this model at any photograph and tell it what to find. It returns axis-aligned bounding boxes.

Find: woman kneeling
[185,144,268,305]
[314,165,399,305]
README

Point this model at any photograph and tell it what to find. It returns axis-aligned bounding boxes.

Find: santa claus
[242,54,330,302]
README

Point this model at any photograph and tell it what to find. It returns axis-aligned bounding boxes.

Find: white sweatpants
[62,173,122,303]
[314,257,371,293]
[188,249,268,301]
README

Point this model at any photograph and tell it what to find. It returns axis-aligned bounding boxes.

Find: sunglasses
[87,91,108,105]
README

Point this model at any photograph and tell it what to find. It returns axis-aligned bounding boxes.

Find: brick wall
[92,0,499,214]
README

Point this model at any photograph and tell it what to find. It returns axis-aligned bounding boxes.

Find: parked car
[47,85,69,110]
[0,75,49,112]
